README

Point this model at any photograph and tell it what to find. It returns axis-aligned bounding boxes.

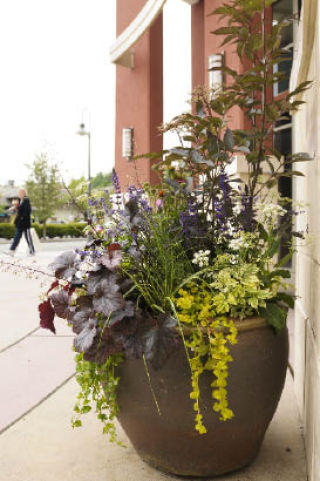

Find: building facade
[111,1,319,480]
[291,2,320,480]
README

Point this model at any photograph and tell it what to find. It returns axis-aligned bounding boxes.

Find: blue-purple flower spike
[111,169,121,194]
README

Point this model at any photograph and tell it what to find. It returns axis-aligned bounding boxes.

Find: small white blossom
[256,202,287,225]
[229,237,243,251]
[192,250,211,268]
[171,159,186,170]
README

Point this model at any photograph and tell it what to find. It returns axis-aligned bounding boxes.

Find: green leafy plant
[26,152,62,237]
[72,353,123,444]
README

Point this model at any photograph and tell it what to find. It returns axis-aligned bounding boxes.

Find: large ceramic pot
[115,317,288,477]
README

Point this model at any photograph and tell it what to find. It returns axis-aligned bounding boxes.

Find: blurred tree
[26,153,61,236]
[61,176,88,220]
[60,172,112,221]
[91,171,112,189]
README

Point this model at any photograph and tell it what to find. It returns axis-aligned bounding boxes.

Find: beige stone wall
[292,5,320,480]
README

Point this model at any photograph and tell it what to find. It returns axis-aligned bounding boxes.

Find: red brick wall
[191,0,245,131]
[115,0,163,190]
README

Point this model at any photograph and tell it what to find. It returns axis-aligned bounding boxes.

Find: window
[273,0,294,96]
[274,114,292,263]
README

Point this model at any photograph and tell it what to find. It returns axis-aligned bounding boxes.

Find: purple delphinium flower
[187,195,197,215]
[111,169,121,194]
[127,185,152,214]
[237,186,256,232]
[214,169,234,233]
[99,197,109,214]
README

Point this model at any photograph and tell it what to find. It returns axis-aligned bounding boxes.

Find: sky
[0,0,191,186]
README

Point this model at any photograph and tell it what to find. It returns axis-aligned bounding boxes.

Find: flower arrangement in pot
[39,0,311,477]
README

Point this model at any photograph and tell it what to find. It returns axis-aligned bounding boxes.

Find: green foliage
[44,223,85,238]
[0,222,85,239]
[175,283,238,432]
[0,223,15,239]
[60,172,112,220]
[259,302,287,332]
[91,172,112,190]
[123,214,194,312]
[73,353,124,445]
[26,152,62,226]
[61,177,88,219]
[150,0,311,215]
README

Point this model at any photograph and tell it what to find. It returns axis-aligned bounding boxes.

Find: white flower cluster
[192,250,211,268]
[229,232,263,251]
[229,236,243,251]
[171,159,186,170]
[257,202,287,225]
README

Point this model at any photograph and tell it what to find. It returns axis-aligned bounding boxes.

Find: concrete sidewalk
[0,246,308,481]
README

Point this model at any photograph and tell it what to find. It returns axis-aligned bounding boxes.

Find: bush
[44,223,86,239]
[0,222,86,240]
[0,223,15,239]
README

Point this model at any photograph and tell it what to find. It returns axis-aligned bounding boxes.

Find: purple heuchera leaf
[108,301,135,327]
[87,271,111,295]
[93,277,125,316]
[144,314,179,370]
[71,307,95,334]
[49,251,78,280]
[50,289,73,320]
[121,312,156,360]
[83,328,123,364]
[100,250,123,272]
[74,319,97,353]
[111,315,138,338]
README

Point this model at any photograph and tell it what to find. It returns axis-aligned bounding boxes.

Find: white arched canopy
[110,0,199,67]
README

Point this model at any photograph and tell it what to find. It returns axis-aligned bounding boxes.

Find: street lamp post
[76,123,91,197]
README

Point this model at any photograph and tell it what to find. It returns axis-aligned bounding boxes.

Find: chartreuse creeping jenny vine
[72,353,124,446]
[174,255,276,434]
[175,283,237,434]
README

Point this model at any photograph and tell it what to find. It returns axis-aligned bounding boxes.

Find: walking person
[6,189,35,256]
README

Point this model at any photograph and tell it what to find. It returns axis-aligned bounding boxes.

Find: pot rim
[180,316,269,337]
[234,316,268,332]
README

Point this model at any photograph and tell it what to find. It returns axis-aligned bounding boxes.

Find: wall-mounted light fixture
[208,53,225,95]
[122,127,134,160]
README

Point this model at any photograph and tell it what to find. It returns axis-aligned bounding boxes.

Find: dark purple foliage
[144,314,179,370]
[50,290,74,321]
[49,251,78,280]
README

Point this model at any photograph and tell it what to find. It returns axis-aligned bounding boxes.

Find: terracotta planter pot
[115,318,288,477]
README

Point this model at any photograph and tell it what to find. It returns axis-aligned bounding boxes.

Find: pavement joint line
[0,327,40,355]
[0,372,76,436]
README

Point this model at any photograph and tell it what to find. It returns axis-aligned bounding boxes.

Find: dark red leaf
[47,280,59,293]
[107,243,121,252]
[39,299,56,334]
